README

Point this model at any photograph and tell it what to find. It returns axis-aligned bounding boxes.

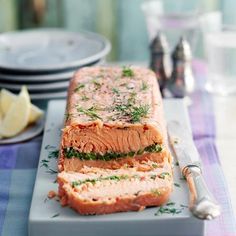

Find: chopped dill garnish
[44,145,56,150]
[155,206,183,216]
[174,183,181,187]
[144,143,162,153]
[81,95,89,101]
[127,92,136,104]
[113,102,149,123]
[74,84,85,92]
[166,202,176,206]
[77,106,102,120]
[46,168,58,175]
[64,143,162,161]
[152,163,158,168]
[150,174,157,180]
[72,175,131,187]
[122,66,134,77]
[40,159,49,168]
[141,81,148,91]
[51,213,60,218]
[159,172,171,179]
[41,146,59,175]
[154,202,188,216]
[130,104,149,123]
[151,189,162,196]
[112,88,120,94]
[48,150,59,159]
[92,80,102,89]
[65,113,72,121]
[114,104,130,113]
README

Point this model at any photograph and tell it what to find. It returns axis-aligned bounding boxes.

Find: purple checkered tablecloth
[0,61,235,236]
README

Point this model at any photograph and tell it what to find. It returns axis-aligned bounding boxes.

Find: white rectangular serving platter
[29,99,205,236]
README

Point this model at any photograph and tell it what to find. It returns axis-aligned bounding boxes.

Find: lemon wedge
[0,86,31,138]
[0,88,43,124]
[0,89,13,115]
[28,104,44,124]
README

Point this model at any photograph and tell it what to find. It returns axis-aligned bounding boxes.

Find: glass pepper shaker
[169,37,195,98]
[150,33,171,94]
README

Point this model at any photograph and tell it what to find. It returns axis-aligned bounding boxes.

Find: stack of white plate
[0,29,111,100]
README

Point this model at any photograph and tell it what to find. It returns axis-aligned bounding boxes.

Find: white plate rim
[0,80,69,91]
[0,58,105,82]
[30,91,67,100]
[0,28,111,72]
[0,70,74,82]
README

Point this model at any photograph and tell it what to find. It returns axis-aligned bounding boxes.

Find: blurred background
[0,0,233,62]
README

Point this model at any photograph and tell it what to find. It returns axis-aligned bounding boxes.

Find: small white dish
[0,117,44,144]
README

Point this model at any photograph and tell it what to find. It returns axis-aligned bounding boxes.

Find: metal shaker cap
[172,37,192,61]
[150,32,169,53]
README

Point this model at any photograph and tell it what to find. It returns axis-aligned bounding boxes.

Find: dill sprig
[40,159,49,168]
[155,206,183,216]
[112,90,149,123]
[152,163,158,168]
[51,213,60,218]
[74,84,85,92]
[141,81,148,91]
[65,112,75,121]
[48,150,59,159]
[112,88,120,94]
[122,66,134,77]
[130,104,149,123]
[159,172,171,179]
[77,106,102,120]
[92,80,102,89]
[174,183,181,188]
[128,92,136,104]
[151,189,162,196]
[44,145,56,150]
[46,168,58,175]
[166,202,176,206]
[113,103,149,123]
[81,95,89,101]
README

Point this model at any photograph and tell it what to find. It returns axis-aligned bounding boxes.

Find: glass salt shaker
[150,33,171,93]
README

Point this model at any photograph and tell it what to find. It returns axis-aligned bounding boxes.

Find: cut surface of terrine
[58,161,173,215]
[59,66,170,171]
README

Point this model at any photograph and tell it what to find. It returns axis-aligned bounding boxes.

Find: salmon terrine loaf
[59,66,171,172]
[58,160,173,215]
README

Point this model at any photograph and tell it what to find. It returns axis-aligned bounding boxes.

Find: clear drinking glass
[141,0,201,53]
[204,26,236,96]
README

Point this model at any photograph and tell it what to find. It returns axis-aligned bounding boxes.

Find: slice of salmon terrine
[59,66,171,172]
[58,161,173,215]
